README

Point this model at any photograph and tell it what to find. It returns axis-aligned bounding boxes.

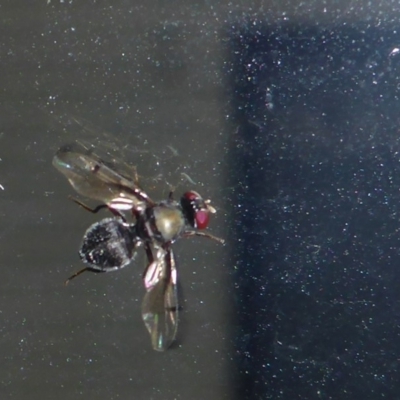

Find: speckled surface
[1,1,399,399]
[229,20,400,399]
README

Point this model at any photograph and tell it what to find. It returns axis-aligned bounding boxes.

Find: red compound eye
[183,191,200,202]
[182,191,211,229]
[194,209,210,230]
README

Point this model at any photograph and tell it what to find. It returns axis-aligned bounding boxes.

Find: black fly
[53,141,224,351]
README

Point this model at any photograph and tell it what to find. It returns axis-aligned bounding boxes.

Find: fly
[54,142,224,351]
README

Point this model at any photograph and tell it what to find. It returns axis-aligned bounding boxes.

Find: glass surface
[229,14,400,400]
[1,2,230,399]
[1,1,399,399]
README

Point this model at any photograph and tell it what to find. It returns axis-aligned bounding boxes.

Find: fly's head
[180,191,216,230]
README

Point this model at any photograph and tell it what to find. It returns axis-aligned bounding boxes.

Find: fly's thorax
[143,203,185,244]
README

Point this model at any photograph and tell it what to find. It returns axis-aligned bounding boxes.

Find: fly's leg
[69,196,107,213]
[144,242,155,264]
[69,196,126,221]
[141,242,155,281]
[183,230,225,245]
[132,165,140,187]
[64,267,104,286]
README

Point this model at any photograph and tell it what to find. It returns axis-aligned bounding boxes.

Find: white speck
[389,48,400,57]
[0,184,4,190]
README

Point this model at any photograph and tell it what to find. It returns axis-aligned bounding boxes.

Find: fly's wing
[53,142,154,211]
[141,246,178,351]
[79,218,140,271]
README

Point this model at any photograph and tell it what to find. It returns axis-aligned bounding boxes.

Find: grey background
[1,1,232,399]
[1,1,399,400]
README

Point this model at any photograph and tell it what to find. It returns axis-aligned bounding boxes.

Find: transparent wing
[141,246,178,351]
[53,142,154,211]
